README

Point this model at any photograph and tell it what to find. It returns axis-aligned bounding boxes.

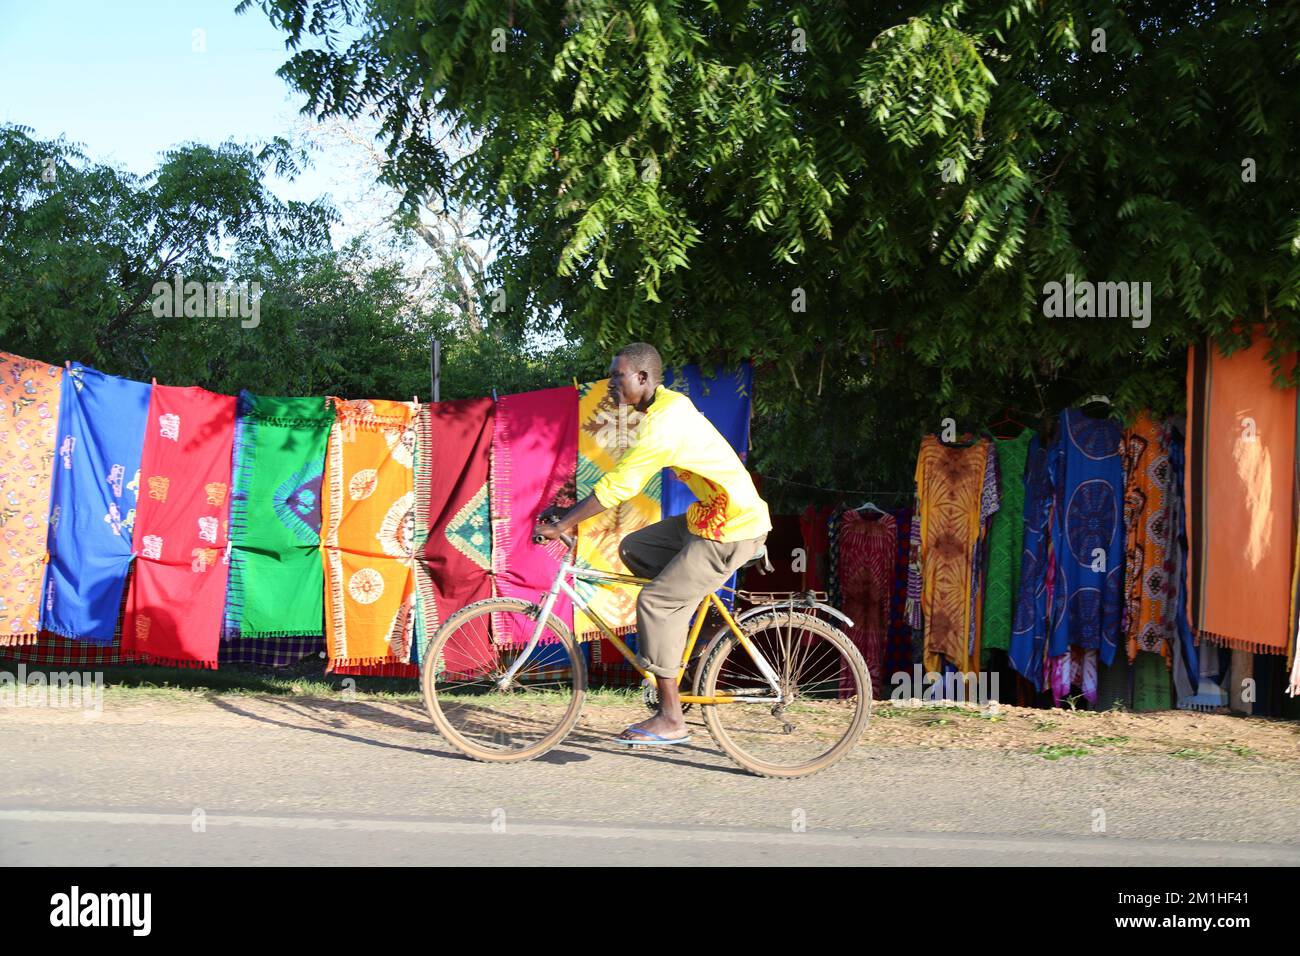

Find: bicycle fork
[497,557,575,690]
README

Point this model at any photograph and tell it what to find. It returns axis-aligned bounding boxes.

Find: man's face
[607,355,647,406]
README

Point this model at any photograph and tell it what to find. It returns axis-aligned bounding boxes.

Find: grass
[1034,744,1091,760]
[1082,735,1130,747]
[0,658,646,705]
[1220,743,1257,758]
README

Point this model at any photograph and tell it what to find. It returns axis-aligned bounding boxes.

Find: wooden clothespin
[572,376,579,390]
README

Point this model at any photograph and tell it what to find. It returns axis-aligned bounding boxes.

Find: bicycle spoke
[424,601,583,758]
[703,612,869,774]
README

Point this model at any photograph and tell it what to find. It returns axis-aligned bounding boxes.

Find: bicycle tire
[421,597,586,763]
[698,610,870,779]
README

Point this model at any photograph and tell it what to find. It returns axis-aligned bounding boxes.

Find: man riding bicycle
[534,343,771,746]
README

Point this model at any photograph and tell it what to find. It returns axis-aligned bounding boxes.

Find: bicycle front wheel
[698,610,870,778]
[421,597,586,763]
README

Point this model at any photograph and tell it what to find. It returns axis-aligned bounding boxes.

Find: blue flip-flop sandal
[617,727,692,748]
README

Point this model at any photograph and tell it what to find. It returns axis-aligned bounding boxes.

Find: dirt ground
[4,689,1296,763]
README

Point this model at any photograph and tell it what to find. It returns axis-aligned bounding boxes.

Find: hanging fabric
[1047,407,1125,667]
[224,393,333,641]
[1167,423,1202,707]
[835,509,895,698]
[980,429,1032,664]
[321,398,418,669]
[799,503,834,590]
[1186,333,1297,654]
[41,364,151,643]
[658,364,753,606]
[910,434,992,674]
[0,353,63,645]
[884,504,916,690]
[490,385,578,643]
[120,385,236,668]
[1009,435,1053,689]
[574,379,661,681]
[1120,412,1177,663]
[412,395,495,672]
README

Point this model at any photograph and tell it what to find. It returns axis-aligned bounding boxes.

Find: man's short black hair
[615,342,663,384]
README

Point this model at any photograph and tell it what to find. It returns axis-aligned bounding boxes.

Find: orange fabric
[321,398,418,668]
[0,353,62,644]
[1185,335,1297,653]
[914,435,989,673]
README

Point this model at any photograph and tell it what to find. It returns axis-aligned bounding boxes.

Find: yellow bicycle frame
[563,566,777,705]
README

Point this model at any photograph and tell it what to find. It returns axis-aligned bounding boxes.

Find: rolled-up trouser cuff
[635,654,681,680]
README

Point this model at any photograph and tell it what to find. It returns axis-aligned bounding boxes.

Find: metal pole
[431,337,441,403]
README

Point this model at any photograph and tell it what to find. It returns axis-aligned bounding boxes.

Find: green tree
[0,124,573,403]
[244,0,1300,496]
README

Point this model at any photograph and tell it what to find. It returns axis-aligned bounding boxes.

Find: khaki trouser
[618,515,767,678]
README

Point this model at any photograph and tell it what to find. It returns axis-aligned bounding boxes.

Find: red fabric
[837,510,896,698]
[415,397,494,673]
[122,385,236,668]
[490,387,578,642]
[741,513,802,592]
[799,504,834,589]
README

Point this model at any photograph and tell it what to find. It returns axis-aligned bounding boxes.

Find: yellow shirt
[593,385,771,542]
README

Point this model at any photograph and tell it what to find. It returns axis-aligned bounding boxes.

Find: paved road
[2,695,1298,865]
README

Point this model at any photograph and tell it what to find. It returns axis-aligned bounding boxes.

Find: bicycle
[420,527,871,778]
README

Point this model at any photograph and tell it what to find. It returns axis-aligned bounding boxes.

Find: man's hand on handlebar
[532,507,574,546]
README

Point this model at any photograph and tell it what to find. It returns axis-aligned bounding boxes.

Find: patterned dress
[836,510,896,698]
[1121,412,1176,662]
[1009,435,1053,690]
[1048,408,1125,668]
[911,435,993,673]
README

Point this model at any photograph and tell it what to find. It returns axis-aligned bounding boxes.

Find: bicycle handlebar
[532,514,575,550]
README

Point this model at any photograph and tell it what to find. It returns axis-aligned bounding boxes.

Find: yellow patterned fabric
[0,353,62,644]
[574,380,661,641]
[321,398,418,668]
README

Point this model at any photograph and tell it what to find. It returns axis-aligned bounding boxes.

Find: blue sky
[0,0,345,203]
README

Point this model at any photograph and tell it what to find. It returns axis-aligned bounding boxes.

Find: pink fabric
[490,386,578,641]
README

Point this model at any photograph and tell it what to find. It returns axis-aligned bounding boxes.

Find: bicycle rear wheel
[421,597,586,763]
[698,610,870,778]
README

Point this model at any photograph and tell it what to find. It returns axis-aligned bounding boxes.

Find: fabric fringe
[332,661,419,678]
[133,652,218,670]
[222,629,325,640]
[578,623,637,643]
[1195,628,1286,656]
[0,633,39,646]
[330,655,406,669]
[489,393,515,582]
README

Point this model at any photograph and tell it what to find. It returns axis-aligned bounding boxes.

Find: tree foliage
[244,0,1300,497]
[0,125,573,403]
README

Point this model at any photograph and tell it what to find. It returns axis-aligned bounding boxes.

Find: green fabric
[981,429,1033,662]
[225,393,335,639]
[1133,651,1173,711]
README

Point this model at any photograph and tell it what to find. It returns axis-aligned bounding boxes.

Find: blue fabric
[1009,435,1053,689]
[659,364,754,605]
[1047,408,1125,666]
[1168,425,1199,690]
[40,364,151,642]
